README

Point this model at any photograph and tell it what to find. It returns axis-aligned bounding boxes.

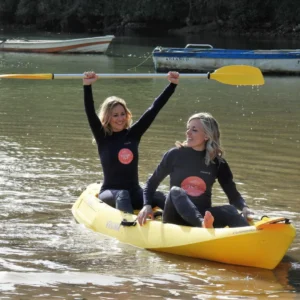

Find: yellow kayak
[72,183,296,270]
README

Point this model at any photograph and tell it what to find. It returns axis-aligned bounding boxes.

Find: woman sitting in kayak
[137,112,253,228]
[83,71,179,213]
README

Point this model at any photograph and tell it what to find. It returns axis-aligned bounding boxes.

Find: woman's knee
[116,190,130,200]
[99,190,115,207]
[167,187,189,208]
[116,190,133,213]
[169,186,186,198]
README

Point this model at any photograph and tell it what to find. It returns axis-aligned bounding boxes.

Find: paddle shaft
[0,73,208,80]
[56,73,209,79]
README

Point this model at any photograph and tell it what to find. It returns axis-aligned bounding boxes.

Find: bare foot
[202,211,214,228]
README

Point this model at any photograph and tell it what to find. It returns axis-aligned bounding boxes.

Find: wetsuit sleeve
[130,83,177,138]
[217,160,247,211]
[84,85,105,143]
[143,149,175,206]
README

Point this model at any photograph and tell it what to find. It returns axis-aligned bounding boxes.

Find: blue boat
[152,44,300,74]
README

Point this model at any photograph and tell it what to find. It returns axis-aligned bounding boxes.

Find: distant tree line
[1,0,300,35]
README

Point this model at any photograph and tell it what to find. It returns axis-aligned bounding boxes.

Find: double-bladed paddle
[0,65,264,86]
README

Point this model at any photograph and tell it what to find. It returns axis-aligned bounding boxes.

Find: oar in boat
[0,65,264,86]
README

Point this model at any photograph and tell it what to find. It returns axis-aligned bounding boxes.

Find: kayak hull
[72,183,296,269]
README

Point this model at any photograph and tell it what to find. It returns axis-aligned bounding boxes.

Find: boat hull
[72,183,296,269]
[0,36,115,53]
[152,45,300,74]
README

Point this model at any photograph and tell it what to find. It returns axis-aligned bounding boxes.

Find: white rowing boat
[0,35,115,54]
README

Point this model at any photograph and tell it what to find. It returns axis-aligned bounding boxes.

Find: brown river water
[0,33,300,299]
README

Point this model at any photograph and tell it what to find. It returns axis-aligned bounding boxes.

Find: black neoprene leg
[115,190,133,214]
[100,189,134,214]
[131,188,166,210]
[207,205,249,228]
[163,187,203,227]
[99,190,117,207]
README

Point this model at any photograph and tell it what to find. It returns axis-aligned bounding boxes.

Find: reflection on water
[1,254,300,299]
[0,34,300,298]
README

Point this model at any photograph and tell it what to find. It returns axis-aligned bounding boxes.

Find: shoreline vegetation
[1,0,300,38]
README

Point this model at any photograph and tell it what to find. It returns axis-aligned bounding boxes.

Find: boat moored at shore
[0,35,115,54]
[152,44,300,74]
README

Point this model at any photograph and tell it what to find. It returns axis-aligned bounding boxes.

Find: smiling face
[186,119,208,151]
[109,104,127,132]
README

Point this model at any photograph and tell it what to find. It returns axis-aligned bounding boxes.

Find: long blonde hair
[98,96,132,135]
[176,112,223,165]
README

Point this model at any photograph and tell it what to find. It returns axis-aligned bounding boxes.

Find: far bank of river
[2,21,300,40]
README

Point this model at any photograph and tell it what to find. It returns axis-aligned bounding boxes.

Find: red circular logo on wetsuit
[181,176,206,197]
[118,148,134,164]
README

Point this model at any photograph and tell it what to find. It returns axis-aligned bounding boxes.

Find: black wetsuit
[143,147,249,228]
[84,83,177,213]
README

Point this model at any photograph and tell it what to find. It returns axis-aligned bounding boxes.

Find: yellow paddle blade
[209,65,265,86]
[0,73,53,80]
